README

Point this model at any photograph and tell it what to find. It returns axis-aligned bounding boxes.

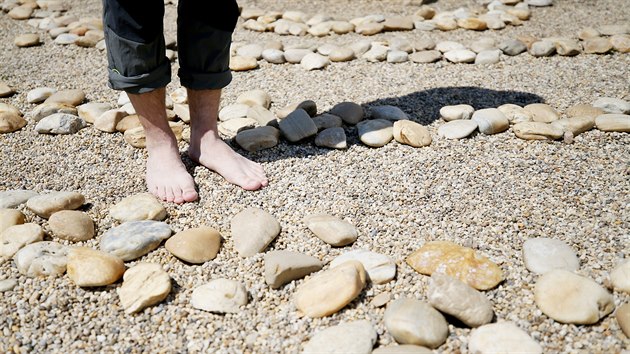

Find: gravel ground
[1,0,629,352]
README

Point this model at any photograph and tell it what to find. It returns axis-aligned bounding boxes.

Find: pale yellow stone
[165,227,222,264]
[67,247,125,287]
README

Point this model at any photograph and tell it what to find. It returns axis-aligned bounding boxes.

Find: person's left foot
[188,131,268,190]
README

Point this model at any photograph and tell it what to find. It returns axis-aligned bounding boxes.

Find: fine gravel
[1,0,629,352]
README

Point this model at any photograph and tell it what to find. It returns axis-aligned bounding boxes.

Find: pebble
[393,120,432,147]
[329,47,355,62]
[219,118,258,137]
[384,298,448,348]
[247,105,277,126]
[389,38,412,53]
[0,189,38,209]
[35,113,87,134]
[284,48,313,64]
[470,37,496,53]
[610,34,630,53]
[583,38,613,54]
[231,208,280,257]
[236,89,271,109]
[595,114,630,132]
[54,33,78,45]
[437,119,478,139]
[592,97,630,114]
[118,263,171,314]
[550,116,595,136]
[499,39,527,55]
[529,40,556,57]
[534,269,615,324]
[610,260,630,293]
[372,345,432,354]
[526,0,553,6]
[235,126,280,152]
[312,113,342,131]
[475,49,501,64]
[14,33,40,47]
[350,41,372,57]
[0,279,17,292]
[598,24,630,36]
[0,83,14,98]
[524,103,560,123]
[578,27,600,40]
[409,50,442,63]
[294,260,366,317]
[357,119,394,147]
[371,292,391,308]
[236,43,263,59]
[435,41,465,53]
[457,18,487,31]
[0,223,44,258]
[31,102,77,122]
[264,250,323,288]
[444,49,476,63]
[229,56,258,71]
[355,22,384,35]
[48,210,94,242]
[371,105,408,121]
[26,87,56,103]
[434,16,458,31]
[76,102,111,124]
[440,104,474,121]
[0,111,26,133]
[521,238,580,276]
[617,303,630,337]
[26,191,85,219]
[14,241,68,277]
[277,100,317,118]
[44,89,85,106]
[165,227,222,264]
[566,104,604,118]
[468,322,542,353]
[304,213,358,246]
[0,209,25,233]
[428,273,494,327]
[497,103,533,124]
[362,44,388,62]
[329,101,364,125]
[278,108,317,142]
[315,127,347,149]
[383,16,414,31]
[301,53,330,70]
[406,241,504,290]
[303,320,377,354]
[512,122,564,140]
[191,278,248,314]
[413,37,436,51]
[471,108,509,135]
[66,247,125,287]
[8,5,33,20]
[94,109,128,133]
[554,38,582,56]
[219,103,250,121]
[387,50,409,63]
[100,221,172,261]
[330,249,396,284]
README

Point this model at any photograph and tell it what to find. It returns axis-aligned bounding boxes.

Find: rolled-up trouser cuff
[108,60,171,94]
[178,69,232,91]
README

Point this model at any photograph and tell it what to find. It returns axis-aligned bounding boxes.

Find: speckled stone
[406,241,504,290]
[384,298,448,348]
[0,223,44,258]
[118,263,171,314]
[100,221,172,261]
[14,241,68,277]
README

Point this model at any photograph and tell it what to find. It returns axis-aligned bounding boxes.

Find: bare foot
[188,132,268,190]
[146,144,199,204]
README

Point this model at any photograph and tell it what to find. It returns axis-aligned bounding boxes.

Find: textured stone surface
[235,126,280,152]
[513,122,564,140]
[0,223,44,258]
[524,103,560,123]
[534,269,615,324]
[264,250,323,288]
[469,322,542,353]
[26,191,85,219]
[191,278,248,314]
[100,221,172,261]
[471,108,509,135]
[0,112,26,133]
[278,108,317,142]
[67,247,125,287]
[393,120,431,147]
[406,241,504,290]
[295,261,366,317]
[303,320,377,354]
[35,113,86,134]
[330,249,396,284]
[118,263,171,314]
[48,210,95,242]
[14,241,68,277]
[109,193,167,222]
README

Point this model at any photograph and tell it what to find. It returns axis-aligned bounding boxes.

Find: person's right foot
[146,143,198,204]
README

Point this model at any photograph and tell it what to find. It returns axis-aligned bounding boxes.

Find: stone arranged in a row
[239,1,538,38]
[229,29,630,72]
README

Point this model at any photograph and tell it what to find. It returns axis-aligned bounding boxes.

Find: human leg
[177,0,268,190]
[102,0,197,203]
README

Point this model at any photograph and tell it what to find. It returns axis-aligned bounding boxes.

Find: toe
[165,187,176,203]
[157,186,168,201]
[183,189,198,202]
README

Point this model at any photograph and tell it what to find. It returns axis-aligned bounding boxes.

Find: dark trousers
[102,0,240,94]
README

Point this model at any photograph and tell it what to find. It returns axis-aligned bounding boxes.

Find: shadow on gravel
[232,86,544,163]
